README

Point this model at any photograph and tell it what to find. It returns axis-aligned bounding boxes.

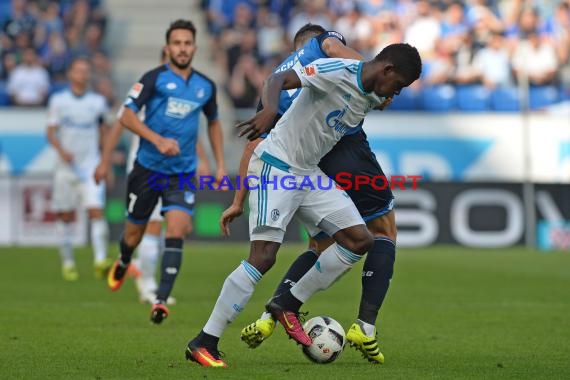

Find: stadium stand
[200,0,570,113]
[0,0,112,107]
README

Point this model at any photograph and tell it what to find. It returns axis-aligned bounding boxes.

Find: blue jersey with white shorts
[124,64,218,174]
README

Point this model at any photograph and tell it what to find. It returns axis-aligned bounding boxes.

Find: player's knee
[341,228,373,255]
[165,223,190,238]
[366,211,397,241]
[247,241,280,274]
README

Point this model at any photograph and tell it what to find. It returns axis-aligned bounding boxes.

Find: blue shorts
[317,129,394,226]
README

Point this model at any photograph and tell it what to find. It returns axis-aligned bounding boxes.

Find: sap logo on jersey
[165,97,199,119]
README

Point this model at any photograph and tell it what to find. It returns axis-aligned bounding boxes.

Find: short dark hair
[374,43,422,83]
[69,55,91,68]
[166,19,196,43]
[293,23,326,49]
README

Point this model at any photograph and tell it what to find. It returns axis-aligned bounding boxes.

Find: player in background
[106,19,227,323]
[226,24,395,364]
[186,43,421,367]
[94,49,211,304]
[46,57,111,281]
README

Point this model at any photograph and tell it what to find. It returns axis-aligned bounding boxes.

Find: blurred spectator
[256,8,285,60]
[7,47,49,106]
[205,0,568,112]
[512,31,558,86]
[472,32,512,88]
[227,54,265,108]
[404,0,441,60]
[3,0,36,39]
[0,0,111,107]
[287,0,332,42]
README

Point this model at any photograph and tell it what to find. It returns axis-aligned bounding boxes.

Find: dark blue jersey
[274,31,346,115]
[258,31,360,138]
[124,63,218,174]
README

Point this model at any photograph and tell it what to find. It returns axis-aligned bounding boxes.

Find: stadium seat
[388,87,420,111]
[0,81,10,106]
[529,86,560,110]
[456,85,491,112]
[49,81,69,96]
[491,86,521,112]
[421,85,456,112]
[561,85,570,101]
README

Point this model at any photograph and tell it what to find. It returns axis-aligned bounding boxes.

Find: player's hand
[220,203,244,236]
[156,137,180,156]
[59,149,74,163]
[93,161,108,184]
[377,97,393,111]
[213,167,229,191]
[235,109,277,141]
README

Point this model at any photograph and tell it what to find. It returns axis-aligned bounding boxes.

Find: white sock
[203,260,261,337]
[357,319,376,337]
[137,234,160,293]
[259,311,273,320]
[91,219,108,263]
[290,243,362,303]
[57,221,74,267]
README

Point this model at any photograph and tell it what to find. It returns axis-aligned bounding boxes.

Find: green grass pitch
[0,244,569,379]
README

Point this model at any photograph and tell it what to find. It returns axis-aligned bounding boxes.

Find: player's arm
[195,139,211,177]
[321,36,363,60]
[120,107,179,156]
[206,118,227,187]
[201,83,227,188]
[46,97,73,163]
[94,118,124,184]
[236,70,301,140]
[122,71,179,156]
[220,138,262,236]
[47,124,73,163]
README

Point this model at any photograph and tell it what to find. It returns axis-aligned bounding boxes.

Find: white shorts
[247,154,364,243]
[52,165,105,212]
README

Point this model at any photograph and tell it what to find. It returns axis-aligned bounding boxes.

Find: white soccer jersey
[47,89,108,172]
[255,58,383,174]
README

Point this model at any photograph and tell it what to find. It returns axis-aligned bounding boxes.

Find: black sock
[273,250,318,297]
[196,330,219,348]
[274,290,303,312]
[156,238,183,302]
[119,236,135,265]
[358,238,396,325]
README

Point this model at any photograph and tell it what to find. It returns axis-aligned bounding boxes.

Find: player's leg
[187,238,281,367]
[84,176,111,279]
[267,176,373,345]
[347,210,396,364]
[87,207,111,279]
[187,157,301,366]
[134,217,163,304]
[241,230,333,348]
[108,162,158,291]
[52,168,78,281]
[150,209,190,323]
[149,171,196,323]
[320,130,396,363]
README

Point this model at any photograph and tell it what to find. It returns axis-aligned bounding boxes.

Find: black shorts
[125,161,196,224]
[318,130,394,221]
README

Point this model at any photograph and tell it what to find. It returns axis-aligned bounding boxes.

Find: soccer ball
[301,316,346,364]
